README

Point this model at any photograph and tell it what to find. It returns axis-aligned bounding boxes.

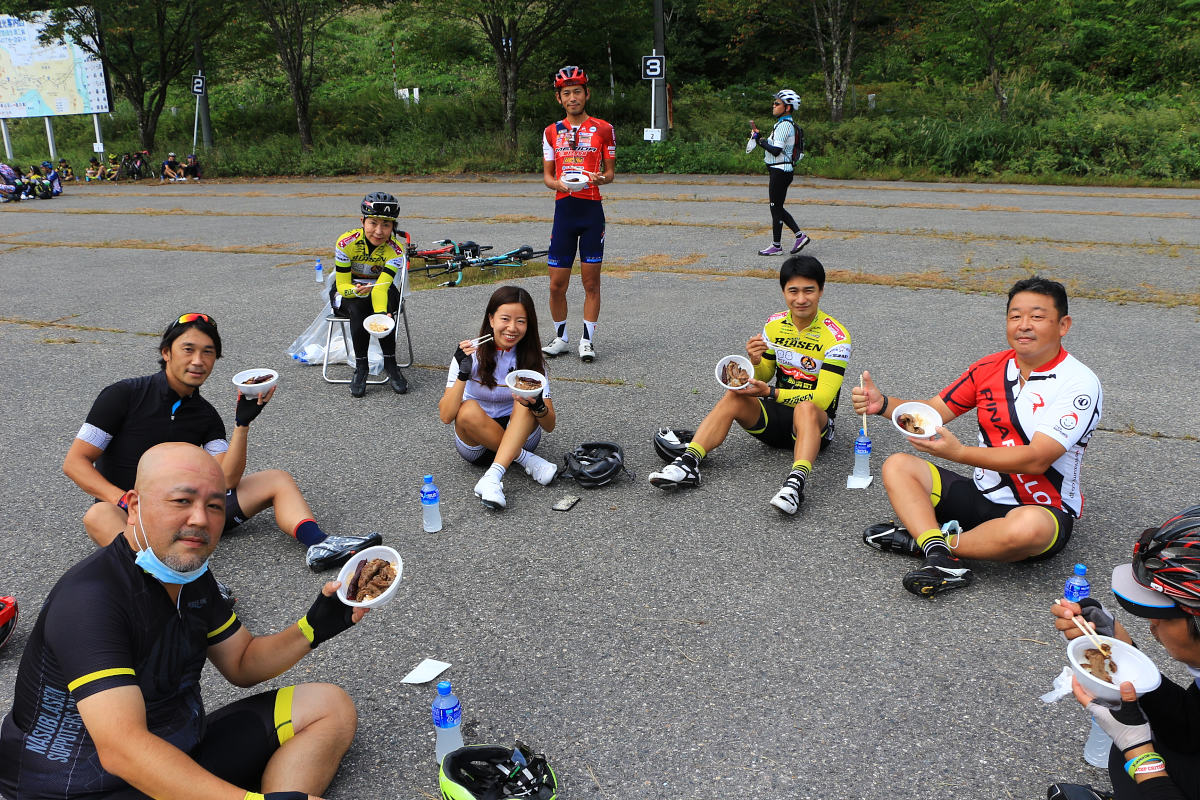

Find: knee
[1002,510,1057,556]
[792,400,821,426]
[580,274,601,294]
[881,452,923,487]
[260,469,297,490]
[304,683,358,744]
[548,272,569,294]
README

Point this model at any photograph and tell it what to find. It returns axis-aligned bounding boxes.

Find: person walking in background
[540,65,616,364]
[750,89,809,256]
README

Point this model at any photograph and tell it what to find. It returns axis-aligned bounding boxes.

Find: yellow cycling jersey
[753,308,851,413]
[333,228,407,313]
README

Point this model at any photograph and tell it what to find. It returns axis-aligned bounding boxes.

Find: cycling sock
[785,470,806,490]
[554,321,567,341]
[514,449,533,468]
[293,519,326,546]
[486,463,506,480]
[684,442,707,463]
[791,459,812,480]
[916,529,951,558]
[583,320,596,341]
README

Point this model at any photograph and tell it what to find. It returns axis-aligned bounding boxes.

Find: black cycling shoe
[903,553,974,597]
[306,532,383,571]
[1047,784,1114,800]
[216,580,236,606]
[350,362,368,398]
[383,359,408,394]
[863,521,922,557]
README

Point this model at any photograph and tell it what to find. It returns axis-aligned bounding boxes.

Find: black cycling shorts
[744,398,833,452]
[225,488,247,533]
[548,196,605,269]
[928,463,1074,562]
[192,686,297,789]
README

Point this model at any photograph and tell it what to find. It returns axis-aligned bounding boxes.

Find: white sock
[486,463,506,480]
[514,449,532,467]
[583,320,596,342]
[554,321,567,341]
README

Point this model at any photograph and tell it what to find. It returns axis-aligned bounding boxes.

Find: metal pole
[193,93,200,152]
[649,49,656,132]
[44,117,58,159]
[92,114,103,157]
[652,0,668,141]
[1,119,12,160]
[193,39,213,149]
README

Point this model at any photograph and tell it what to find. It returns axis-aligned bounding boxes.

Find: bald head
[134,442,225,493]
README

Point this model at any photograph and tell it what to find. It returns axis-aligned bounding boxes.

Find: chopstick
[466,334,493,347]
[1056,599,1109,651]
[860,373,868,432]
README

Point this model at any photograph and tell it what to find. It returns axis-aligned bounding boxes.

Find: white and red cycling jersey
[939,347,1102,517]
[542,116,616,202]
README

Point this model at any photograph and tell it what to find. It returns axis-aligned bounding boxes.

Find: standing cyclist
[540,65,616,363]
[750,89,810,256]
[331,192,409,397]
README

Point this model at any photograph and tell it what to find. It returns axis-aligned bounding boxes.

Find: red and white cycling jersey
[940,347,1102,517]
[542,116,616,202]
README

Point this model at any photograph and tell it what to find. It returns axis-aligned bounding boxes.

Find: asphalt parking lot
[1,174,1197,799]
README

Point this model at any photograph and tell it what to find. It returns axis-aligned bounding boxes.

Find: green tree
[0,0,235,149]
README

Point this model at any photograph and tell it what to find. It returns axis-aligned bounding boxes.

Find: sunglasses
[772,101,784,106]
[167,313,217,333]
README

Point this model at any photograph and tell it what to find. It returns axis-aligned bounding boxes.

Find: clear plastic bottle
[1064,563,1090,603]
[1083,716,1111,767]
[432,680,463,765]
[421,475,442,533]
[315,257,324,283]
[853,429,871,478]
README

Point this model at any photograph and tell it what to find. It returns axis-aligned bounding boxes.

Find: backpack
[787,119,805,164]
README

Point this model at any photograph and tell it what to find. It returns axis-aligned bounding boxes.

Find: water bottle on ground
[1064,563,1090,603]
[432,680,463,765]
[421,475,442,533]
[315,257,324,283]
[853,429,871,478]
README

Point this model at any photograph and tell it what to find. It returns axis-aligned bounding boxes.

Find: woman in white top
[439,286,558,510]
[749,89,810,256]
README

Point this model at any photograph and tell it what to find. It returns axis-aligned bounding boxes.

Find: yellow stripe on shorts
[927,461,942,507]
[1034,506,1061,555]
[274,685,297,745]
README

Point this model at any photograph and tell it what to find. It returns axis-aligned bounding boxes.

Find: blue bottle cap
[424,474,434,483]
[437,680,451,695]
[1074,563,1087,576]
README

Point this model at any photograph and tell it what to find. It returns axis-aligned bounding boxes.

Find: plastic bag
[286,277,384,374]
[1040,666,1075,703]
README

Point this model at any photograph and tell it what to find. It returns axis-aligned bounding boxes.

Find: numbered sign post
[641,53,665,142]
[191,72,206,152]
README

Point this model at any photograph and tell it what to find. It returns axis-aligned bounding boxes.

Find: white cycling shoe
[579,339,595,362]
[522,452,559,485]
[542,337,570,356]
[473,471,506,509]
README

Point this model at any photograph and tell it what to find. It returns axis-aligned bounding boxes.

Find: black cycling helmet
[553,65,588,88]
[361,191,400,221]
[439,743,557,800]
[653,427,694,463]
[1130,505,1200,615]
[0,596,17,651]
[561,441,630,488]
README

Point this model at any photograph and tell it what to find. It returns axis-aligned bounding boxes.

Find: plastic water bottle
[314,257,324,283]
[421,475,442,533]
[432,680,463,765]
[1083,716,1112,766]
[853,429,871,478]
[1064,563,1090,603]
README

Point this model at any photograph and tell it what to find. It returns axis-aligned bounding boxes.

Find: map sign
[0,11,110,119]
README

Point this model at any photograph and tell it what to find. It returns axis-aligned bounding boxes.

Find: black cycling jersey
[0,536,241,799]
[76,371,228,492]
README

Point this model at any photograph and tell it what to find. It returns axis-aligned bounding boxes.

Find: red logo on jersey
[1058,412,1078,430]
[1030,393,1044,412]
[338,230,362,248]
[822,318,846,342]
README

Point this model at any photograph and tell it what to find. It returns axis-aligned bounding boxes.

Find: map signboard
[0,10,110,119]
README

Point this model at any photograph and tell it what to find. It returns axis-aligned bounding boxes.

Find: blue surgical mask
[132,503,210,584]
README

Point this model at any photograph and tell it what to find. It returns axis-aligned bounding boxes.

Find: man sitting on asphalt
[63,312,379,572]
[649,255,851,515]
[1,443,367,800]
[852,276,1102,597]
[161,152,183,182]
[1050,505,1200,799]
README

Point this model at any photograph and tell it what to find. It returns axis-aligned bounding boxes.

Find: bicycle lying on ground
[409,241,549,288]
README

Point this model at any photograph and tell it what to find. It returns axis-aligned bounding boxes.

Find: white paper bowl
[715,355,754,391]
[363,313,395,339]
[505,369,547,399]
[1067,634,1161,701]
[891,401,940,439]
[232,368,279,398]
[336,546,403,609]
[561,172,589,191]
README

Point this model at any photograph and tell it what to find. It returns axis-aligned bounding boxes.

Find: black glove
[1078,598,1116,639]
[297,591,355,648]
[751,130,760,141]
[1088,696,1153,752]
[453,346,472,382]
[235,393,267,428]
[528,392,548,416]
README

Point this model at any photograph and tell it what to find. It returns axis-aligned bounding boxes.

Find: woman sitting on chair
[331,191,408,397]
[439,286,558,510]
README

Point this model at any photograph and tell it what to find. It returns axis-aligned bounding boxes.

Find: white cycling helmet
[773,89,801,111]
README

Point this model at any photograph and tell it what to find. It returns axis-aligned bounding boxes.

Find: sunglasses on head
[167,313,216,333]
